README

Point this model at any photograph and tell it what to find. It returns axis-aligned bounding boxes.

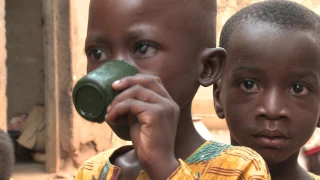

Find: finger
[109,84,165,110]
[112,74,171,98]
[106,99,157,125]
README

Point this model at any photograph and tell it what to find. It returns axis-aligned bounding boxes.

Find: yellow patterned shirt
[75,141,270,180]
[311,173,320,180]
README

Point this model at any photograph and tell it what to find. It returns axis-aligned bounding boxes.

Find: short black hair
[0,129,14,180]
[219,0,320,49]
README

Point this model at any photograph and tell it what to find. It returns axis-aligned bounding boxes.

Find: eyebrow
[84,35,109,54]
[231,66,266,75]
[85,24,157,49]
[85,35,108,45]
[290,71,318,81]
[125,24,156,41]
[232,66,319,81]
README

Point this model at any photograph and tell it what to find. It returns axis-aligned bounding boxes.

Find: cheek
[224,99,253,132]
[291,110,318,143]
[164,73,199,107]
[224,107,254,147]
[222,88,257,134]
[223,89,255,122]
[161,60,200,104]
[291,98,320,131]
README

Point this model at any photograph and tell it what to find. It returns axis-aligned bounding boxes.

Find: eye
[289,84,310,95]
[86,47,107,62]
[133,41,157,58]
[239,79,260,93]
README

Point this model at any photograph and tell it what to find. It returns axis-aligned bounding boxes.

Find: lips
[253,129,290,149]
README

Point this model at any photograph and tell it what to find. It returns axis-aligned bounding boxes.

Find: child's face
[86,0,204,139]
[218,22,320,164]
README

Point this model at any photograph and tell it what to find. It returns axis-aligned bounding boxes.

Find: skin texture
[214,22,320,180]
[86,0,225,179]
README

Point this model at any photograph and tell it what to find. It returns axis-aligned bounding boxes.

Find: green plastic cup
[72,60,139,123]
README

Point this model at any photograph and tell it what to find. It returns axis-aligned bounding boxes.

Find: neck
[174,102,206,160]
[268,151,313,180]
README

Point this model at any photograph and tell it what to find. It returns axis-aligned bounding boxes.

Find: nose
[111,51,136,67]
[256,88,289,120]
[111,52,127,62]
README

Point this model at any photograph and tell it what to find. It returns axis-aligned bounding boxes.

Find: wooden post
[43,0,120,171]
[0,0,6,132]
[43,0,74,172]
[42,0,61,173]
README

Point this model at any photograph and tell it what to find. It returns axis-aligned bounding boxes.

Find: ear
[198,47,226,87]
[213,79,225,119]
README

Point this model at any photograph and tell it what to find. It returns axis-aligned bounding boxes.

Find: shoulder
[186,141,232,164]
[222,145,265,160]
[219,146,268,168]
[207,145,270,179]
[74,147,118,180]
[310,172,320,180]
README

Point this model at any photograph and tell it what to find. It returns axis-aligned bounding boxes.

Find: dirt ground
[12,163,76,180]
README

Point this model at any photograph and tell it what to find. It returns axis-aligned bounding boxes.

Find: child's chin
[258,149,291,165]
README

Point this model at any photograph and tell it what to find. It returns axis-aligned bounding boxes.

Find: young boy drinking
[214,1,320,179]
[75,0,270,179]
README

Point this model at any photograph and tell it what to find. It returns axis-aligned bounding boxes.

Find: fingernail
[113,80,120,85]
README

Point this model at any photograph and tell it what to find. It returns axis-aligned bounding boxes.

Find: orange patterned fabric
[75,141,270,180]
[311,173,320,180]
